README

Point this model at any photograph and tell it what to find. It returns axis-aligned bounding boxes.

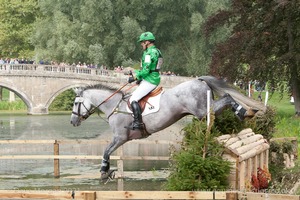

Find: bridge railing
[0,64,115,77]
[0,64,38,71]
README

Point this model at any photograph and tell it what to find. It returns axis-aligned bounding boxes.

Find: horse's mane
[83,84,124,94]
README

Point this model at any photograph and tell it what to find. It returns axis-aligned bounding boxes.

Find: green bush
[214,106,276,141]
[49,89,75,111]
[0,101,26,110]
[164,117,231,191]
[213,108,245,134]
[245,107,277,141]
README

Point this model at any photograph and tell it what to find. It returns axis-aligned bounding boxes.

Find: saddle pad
[126,90,164,116]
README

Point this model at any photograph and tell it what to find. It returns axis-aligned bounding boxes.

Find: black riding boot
[125,101,144,130]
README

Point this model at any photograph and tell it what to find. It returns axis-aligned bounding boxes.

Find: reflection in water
[0,113,187,190]
[0,113,111,140]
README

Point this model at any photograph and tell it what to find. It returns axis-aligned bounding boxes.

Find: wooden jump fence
[0,139,299,199]
[0,139,176,191]
[0,190,299,200]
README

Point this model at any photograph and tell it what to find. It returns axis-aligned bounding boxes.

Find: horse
[70,76,265,180]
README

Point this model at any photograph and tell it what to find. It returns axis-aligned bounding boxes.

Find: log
[239,144,270,162]
[228,135,263,150]
[237,132,255,140]
[235,139,266,155]
[237,128,253,136]
[225,137,240,146]
[217,134,232,142]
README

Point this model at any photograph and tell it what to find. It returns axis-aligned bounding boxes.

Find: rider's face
[141,41,148,50]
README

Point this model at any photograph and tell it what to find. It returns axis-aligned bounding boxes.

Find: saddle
[127,86,163,112]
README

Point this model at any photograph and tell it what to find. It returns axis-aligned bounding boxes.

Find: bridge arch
[0,83,32,112]
[45,83,91,109]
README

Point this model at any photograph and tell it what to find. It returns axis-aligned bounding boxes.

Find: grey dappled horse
[70,76,265,180]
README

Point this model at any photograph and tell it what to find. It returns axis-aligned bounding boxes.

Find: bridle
[72,82,131,121]
[72,96,95,121]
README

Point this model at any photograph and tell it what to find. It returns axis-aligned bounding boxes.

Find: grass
[253,91,300,156]
[251,91,300,194]
[0,88,26,111]
[253,91,299,135]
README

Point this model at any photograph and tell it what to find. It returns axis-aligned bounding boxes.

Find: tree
[204,0,300,116]
[0,0,38,58]
[32,0,230,75]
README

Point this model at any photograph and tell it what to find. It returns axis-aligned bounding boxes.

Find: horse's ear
[72,87,83,95]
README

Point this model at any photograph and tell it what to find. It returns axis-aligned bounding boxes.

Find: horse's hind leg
[213,94,257,120]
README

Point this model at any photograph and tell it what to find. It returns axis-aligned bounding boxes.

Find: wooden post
[253,155,258,175]
[226,192,238,200]
[246,158,252,181]
[265,150,269,168]
[117,146,124,191]
[54,140,60,178]
[259,152,264,168]
[235,158,239,190]
[240,161,246,191]
[83,192,96,200]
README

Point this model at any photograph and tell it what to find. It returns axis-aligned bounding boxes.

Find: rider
[126,32,163,130]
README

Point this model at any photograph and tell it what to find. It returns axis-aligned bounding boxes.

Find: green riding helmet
[138,32,155,42]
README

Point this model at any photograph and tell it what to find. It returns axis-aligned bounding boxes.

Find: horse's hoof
[100,169,116,183]
[245,108,259,118]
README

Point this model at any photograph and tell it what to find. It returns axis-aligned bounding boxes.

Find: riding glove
[128,77,136,83]
[136,80,142,85]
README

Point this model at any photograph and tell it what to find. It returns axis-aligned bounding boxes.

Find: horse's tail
[199,76,267,114]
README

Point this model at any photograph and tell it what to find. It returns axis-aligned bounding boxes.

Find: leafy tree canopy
[204,0,300,115]
[31,0,230,76]
[0,0,38,58]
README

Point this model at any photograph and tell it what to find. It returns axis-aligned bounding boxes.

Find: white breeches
[129,80,157,103]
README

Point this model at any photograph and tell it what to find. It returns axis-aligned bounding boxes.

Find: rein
[92,82,130,113]
[105,83,138,119]
[73,82,130,120]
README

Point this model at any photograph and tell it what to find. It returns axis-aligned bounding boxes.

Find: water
[0,113,187,191]
[0,113,110,140]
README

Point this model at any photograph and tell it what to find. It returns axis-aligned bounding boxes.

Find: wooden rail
[0,190,298,200]
[0,190,230,200]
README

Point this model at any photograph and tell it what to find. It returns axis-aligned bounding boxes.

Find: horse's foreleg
[100,136,127,178]
[211,94,232,116]
[213,94,255,120]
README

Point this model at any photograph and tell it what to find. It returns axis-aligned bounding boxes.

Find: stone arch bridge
[0,64,192,115]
